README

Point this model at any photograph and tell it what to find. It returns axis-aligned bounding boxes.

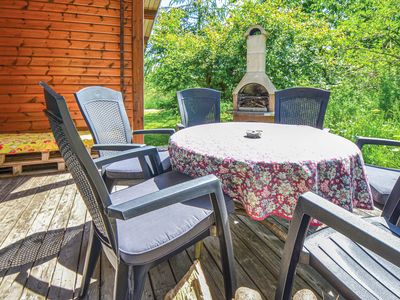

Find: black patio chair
[40,82,236,300]
[274,87,330,129]
[275,177,400,300]
[176,88,221,130]
[356,136,400,205]
[74,86,175,190]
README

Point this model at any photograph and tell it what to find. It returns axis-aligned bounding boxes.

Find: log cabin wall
[0,0,156,133]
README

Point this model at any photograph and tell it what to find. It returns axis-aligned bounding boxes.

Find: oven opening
[238,83,269,112]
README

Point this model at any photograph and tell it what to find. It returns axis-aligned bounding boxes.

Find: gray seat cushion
[105,150,171,180]
[110,171,234,265]
[365,165,400,205]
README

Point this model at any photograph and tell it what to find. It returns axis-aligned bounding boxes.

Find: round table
[168,122,373,223]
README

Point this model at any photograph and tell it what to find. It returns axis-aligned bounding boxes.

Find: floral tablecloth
[169,122,373,224]
[0,132,93,155]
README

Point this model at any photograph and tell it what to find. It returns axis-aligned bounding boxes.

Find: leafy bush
[144,0,400,168]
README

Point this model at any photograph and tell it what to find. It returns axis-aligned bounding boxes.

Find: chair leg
[219,232,236,300]
[113,263,149,300]
[210,192,236,300]
[275,212,311,300]
[114,262,131,300]
[194,240,203,259]
[80,223,101,298]
[133,265,150,300]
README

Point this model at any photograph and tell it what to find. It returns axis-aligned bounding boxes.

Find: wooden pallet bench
[0,132,94,177]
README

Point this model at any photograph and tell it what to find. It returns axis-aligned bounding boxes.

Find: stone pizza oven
[233,25,275,122]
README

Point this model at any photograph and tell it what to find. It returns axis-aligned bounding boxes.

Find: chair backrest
[275,87,330,129]
[382,176,400,226]
[74,86,132,157]
[177,88,221,127]
[40,82,117,251]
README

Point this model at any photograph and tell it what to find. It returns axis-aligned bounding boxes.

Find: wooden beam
[144,9,157,20]
[132,0,144,143]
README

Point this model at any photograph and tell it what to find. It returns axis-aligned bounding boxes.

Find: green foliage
[325,76,400,168]
[378,67,400,119]
[144,0,400,168]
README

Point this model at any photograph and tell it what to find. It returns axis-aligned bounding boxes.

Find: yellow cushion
[0,132,93,155]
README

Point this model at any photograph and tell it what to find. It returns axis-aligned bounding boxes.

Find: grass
[143,101,234,146]
[144,109,180,146]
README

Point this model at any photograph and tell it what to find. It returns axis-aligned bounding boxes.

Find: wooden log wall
[0,0,138,133]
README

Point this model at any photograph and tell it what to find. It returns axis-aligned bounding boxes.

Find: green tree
[145,0,400,166]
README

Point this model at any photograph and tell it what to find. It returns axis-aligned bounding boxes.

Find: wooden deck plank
[203,236,260,299]
[73,211,90,298]
[141,274,155,300]
[149,260,177,300]
[0,175,57,298]
[100,252,115,300]
[0,177,19,197]
[186,245,225,300]
[0,175,50,285]
[75,214,101,300]
[0,174,359,299]
[168,250,193,283]
[238,215,339,298]
[231,215,313,296]
[21,177,77,299]
[0,176,46,248]
[47,191,87,299]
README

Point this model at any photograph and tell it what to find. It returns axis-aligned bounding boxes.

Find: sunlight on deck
[0,173,346,299]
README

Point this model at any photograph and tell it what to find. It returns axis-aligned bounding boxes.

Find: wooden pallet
[0,151,66,177]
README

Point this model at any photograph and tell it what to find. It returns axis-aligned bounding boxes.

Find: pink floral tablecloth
[169,122,373,224]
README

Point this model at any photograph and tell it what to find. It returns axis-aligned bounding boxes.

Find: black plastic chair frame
[274,87,330,129]
[75,86,176,147]
[40,82,237,300]
[176,88,221,129]
[74,86,175,189]
[356,136,400,205]
[275,177,400,300]
[356,136,400,168]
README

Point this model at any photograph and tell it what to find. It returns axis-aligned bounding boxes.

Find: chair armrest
[356,136,400,149]
[276,191,400,300]
[107,174,225,220]
[93,146,162,176]
[108,173,236,292]
[132,129,175,136]
[298,192,400,266]
[177,123,185,130]
[92,143,145,151]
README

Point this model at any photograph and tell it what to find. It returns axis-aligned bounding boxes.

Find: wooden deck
[0,173,380,299]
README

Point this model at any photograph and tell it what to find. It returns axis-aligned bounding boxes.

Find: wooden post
[41,152,50,161]
[132,0,144,143]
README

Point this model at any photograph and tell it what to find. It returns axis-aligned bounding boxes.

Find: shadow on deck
[0,173,372,299]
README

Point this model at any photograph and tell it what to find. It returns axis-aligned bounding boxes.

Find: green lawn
[144,109,180,146]
[144,102,233,146]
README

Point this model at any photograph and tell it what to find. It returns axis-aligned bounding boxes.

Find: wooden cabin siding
[0,0,138,132]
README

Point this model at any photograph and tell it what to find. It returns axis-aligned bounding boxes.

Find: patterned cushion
[0,132,93,154]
